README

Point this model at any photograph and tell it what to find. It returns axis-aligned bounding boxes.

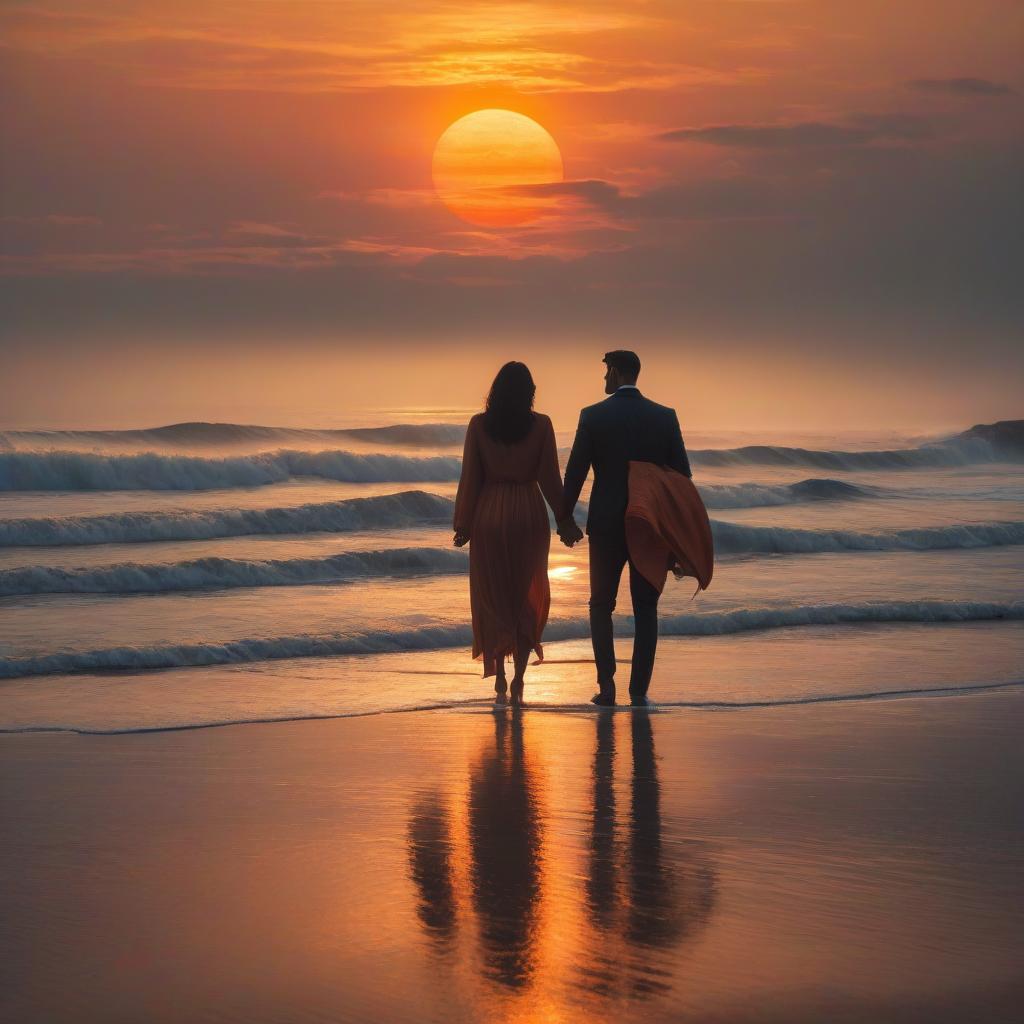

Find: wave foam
[0,490,455,546]
[702,478,873,508]
[691,424,1024,471]
[712,519,1024,554]
[2,600,1019,680]
[0,547,469,596]
[0,449,461,491]
[0,421,466,450]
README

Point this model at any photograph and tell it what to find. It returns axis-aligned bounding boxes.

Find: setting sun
[432,109,564,227]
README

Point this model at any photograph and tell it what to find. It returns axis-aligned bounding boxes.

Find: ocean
[1,416,1021,733]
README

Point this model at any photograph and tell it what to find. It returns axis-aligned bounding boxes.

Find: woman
[453,362,566,706]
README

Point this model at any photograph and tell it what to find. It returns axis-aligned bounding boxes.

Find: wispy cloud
[907,76,1013,97]
[1,214,103,227]
[656,114,933,148]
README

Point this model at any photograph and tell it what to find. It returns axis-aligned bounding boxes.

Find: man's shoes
[591,690,616,707]
[629,692,651,707]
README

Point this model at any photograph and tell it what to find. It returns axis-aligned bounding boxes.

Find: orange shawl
[625,461,714,595]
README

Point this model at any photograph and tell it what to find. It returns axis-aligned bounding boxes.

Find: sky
[1,0,1022,430]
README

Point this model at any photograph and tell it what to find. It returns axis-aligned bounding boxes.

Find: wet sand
[1,690,1022,1023]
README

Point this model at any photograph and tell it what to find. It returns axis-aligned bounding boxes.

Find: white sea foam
[0,421,466,450]
[2,600,1019,680]
[701,478,873,508]
[0,449,462,491]
[0,547,469,596]
[691,426,1023,470]
[0,490,455,546]
[713,519,1024,554]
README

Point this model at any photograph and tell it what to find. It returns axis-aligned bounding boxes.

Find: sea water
[0,417,1021,732]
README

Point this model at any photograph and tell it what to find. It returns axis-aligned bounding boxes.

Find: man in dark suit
[557,351,692,706]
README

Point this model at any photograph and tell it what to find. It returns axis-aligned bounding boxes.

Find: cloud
[908,77,1013,97]
[1,214,103,227]
[513,177,785,221]
[656,114,932,148]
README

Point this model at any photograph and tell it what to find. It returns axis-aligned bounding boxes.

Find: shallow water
[0,418,1021,732]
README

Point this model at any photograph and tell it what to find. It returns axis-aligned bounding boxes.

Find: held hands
[453,530,470,548]
[557,517,584,548]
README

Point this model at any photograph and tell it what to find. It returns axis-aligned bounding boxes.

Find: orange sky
[1,1,1022,428]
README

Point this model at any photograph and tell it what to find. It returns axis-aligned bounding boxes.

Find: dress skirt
[469,480,551,677]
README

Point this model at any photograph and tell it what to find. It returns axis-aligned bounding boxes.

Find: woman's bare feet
[509,678,525,707]
[494,660,508,704]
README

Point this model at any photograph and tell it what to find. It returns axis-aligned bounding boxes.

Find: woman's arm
[537,416,581,544]
[453,416,483,545]
[536,416,564,513]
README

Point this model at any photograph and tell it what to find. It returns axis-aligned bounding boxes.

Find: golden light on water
[432,109,564,227]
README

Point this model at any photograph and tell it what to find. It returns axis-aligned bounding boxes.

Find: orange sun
[432,109,564,227]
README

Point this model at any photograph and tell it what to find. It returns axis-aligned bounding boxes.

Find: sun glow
[432,109,564,227]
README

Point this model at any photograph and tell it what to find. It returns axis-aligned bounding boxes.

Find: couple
[453,350,709,708]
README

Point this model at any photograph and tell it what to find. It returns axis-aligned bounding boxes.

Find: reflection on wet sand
[468,712,543,988]
[407,710,716,1013]
[407,791,457,952]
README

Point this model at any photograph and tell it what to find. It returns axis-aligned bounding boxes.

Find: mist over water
[0,416,1021,732]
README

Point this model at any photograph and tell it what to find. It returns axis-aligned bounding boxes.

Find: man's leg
[588,530,628,695]
[627,559,661,699]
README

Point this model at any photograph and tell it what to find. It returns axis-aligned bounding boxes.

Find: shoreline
[0,676,1021,738]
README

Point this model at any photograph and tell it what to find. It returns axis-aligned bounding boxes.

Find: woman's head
[483,361,536,443]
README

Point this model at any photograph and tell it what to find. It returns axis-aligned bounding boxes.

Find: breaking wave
[1,600,1019,680]
[0,547,469,596]
[691,423,1024,471]
[0,421,466,449]
[3,497,1021,555]
[701,478,873,508]
[713,519,1024,554]
[0,449,461,491]
[0,490,455,546]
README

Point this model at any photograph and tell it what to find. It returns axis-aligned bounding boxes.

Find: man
[557,351,692,706]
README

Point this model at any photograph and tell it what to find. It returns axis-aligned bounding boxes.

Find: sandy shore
[2,690,1022,1023]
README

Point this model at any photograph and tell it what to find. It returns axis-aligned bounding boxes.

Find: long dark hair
[483,362,536,443]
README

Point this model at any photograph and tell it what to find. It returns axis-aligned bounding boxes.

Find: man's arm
[667,410,692,478]
[561,411,593,519]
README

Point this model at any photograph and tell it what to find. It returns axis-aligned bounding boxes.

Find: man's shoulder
[578,393,679,425]
[645,396,678,419]
[580,396,617,420]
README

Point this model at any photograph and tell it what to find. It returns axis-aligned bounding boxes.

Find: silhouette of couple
[453,350,701,707]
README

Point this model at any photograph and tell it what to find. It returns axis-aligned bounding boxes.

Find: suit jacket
[562,388,692,536]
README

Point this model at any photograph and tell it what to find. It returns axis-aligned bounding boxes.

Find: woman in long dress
[453,362,566,706]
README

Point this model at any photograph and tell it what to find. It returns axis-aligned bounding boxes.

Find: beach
[2,687,1022,1024]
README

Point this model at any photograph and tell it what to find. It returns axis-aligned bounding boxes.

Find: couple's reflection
[584,711,717,998]
[407,791,457,951]
[406,712,541,988]
[469,711,542,988]
[407,710,715,1002]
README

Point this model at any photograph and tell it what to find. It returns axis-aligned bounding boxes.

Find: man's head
[602,350,641,394]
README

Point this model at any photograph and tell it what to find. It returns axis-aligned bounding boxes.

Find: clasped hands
[454,519,582,548]
[556,516,584,548]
